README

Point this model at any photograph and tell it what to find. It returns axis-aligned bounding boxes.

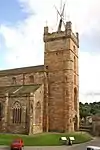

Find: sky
[0,0,100,103]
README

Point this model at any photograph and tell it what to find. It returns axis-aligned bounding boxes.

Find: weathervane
[54,0,66,31]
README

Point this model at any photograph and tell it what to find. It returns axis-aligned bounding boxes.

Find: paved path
[1,138,100,150]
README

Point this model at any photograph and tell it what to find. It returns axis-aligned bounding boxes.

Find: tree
[79,101,100,119]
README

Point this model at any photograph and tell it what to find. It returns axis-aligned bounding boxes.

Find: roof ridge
[0,65,44,77]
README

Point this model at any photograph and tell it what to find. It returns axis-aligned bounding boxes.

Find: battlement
[43,21,79,48]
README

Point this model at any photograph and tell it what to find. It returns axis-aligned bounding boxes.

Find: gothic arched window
[12,77,16,85]
[29,75,34,83]
[12,101,22,124]
[35,102,41,124]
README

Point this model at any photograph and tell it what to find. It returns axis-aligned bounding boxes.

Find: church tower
[44,21,79,132]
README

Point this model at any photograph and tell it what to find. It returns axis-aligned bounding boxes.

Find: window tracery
[12,101,22,124]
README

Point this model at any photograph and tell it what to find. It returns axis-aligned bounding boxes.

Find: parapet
[43,21,79,48]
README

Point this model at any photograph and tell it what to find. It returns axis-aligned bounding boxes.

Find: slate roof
[0,65,44,77]
[0,84,41,95]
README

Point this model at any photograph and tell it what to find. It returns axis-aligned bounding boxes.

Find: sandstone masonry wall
[44,21,79,132]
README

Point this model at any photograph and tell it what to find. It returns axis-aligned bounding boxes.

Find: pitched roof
[0,84,41,96]
[0,65,44,77]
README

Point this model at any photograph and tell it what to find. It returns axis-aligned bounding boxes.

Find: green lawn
[0,132,92,146]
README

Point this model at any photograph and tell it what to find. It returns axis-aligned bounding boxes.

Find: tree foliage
[79,101,100,119]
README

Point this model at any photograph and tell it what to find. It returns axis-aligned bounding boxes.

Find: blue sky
[0,0,28,24]
[0,0,29,68]
[0,0,100,103]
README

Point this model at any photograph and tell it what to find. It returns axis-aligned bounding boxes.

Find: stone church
[0,21,79,134]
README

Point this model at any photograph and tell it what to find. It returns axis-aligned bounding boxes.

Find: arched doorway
[74,87,77,112]
[74,87,78,130]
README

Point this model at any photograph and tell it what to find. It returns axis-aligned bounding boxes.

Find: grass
[0,132,93,146]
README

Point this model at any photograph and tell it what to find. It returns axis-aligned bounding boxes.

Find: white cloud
[0,15,44,67]
[0,0,100,103]
[18,0,100,34]
[79,52,100,103]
